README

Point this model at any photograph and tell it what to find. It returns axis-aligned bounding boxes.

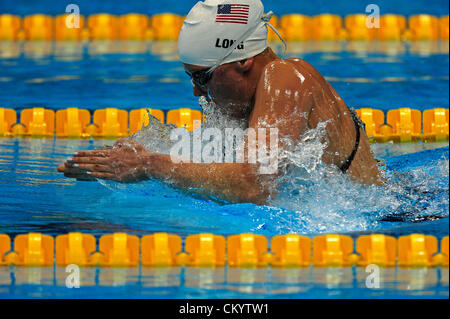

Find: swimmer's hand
[57,138,151,182]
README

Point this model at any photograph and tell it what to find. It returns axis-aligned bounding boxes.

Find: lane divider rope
[1,107,449,142]
[0,232,448,268]
[0,13,448,41]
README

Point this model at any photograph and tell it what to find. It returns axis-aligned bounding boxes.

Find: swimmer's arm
[59,139,273,204]
[143,153,272,204]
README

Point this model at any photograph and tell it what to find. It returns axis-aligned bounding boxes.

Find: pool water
[0,139,448,298]
[0,1,449,298]
[1,264,448,298]
[0,137,448,236]
[0,41,448,110]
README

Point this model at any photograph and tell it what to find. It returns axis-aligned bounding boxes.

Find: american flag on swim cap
[215,4,250,24]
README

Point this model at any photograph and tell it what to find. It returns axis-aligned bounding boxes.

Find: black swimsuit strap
[340,108,362,173]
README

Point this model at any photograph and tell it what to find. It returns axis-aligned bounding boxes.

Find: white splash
[102,98,449,235]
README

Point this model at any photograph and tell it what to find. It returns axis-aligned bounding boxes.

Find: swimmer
[58,0,382,204]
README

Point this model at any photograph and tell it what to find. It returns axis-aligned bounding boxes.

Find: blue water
[0,0,449,300]
[0,138,448,298]
[0,41,449,110]
[0,266,448,299]
[0,139,448,238]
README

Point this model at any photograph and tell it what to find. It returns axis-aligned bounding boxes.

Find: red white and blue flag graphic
[215,4,250,24]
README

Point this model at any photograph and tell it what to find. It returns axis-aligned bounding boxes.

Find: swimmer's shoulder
[259,58,315,89]
[262,57,307,74]
[285,58,336,93]
[258,57,346,110]
[268,57,316,72]
[285,58,327,81]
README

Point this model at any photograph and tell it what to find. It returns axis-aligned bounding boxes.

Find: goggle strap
[265,21,287,53]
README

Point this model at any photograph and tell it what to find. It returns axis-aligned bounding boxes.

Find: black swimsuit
[340,108,363,173]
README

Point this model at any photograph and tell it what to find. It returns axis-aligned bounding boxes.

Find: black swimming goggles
[185,68,214,88]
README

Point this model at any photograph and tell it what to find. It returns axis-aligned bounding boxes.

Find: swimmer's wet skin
[58,0,382,204]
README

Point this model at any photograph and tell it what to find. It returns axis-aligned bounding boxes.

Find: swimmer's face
[183,59,255,114]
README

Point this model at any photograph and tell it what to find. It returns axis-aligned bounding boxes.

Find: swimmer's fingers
[57,165,97,181]
[71,163,114,173]
[62,160,111,172]
[74,150,110,157]
[58,164,90,175]
[71,156,110,165]
[58,165,83,173]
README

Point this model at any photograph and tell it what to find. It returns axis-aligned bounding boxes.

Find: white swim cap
[178,0,283,70]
